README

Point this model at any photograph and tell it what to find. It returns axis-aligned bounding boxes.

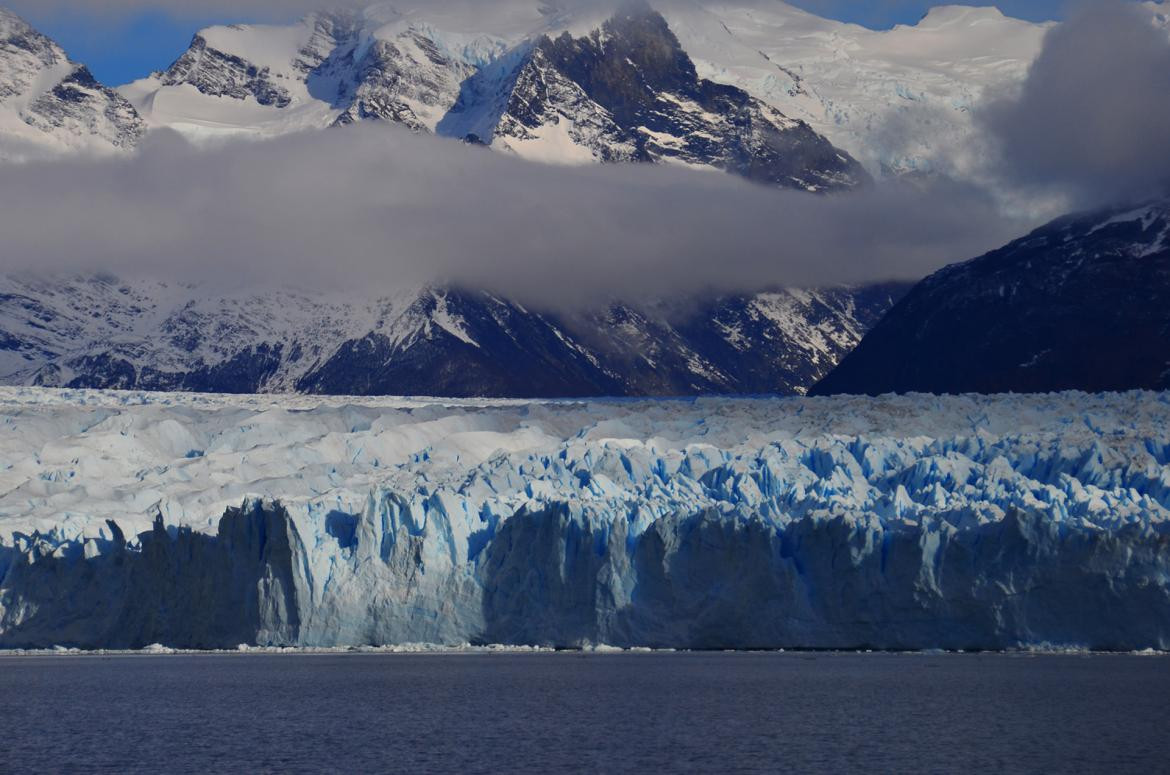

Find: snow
[1088,205,1160,235]
[494,116,610,164]
[1,387,1169,650]
[0,9,140,160]
[659,1,1049,180]
[8,1,1167,173]
[1078,204,1170,258]
[199,23,318,73]
[0,276,431,390]
[749,291,861,369]
[104,1,1054,182]
[428,291,480,347]
[1142,226,1170,258]
[0,276,887,397]
[380,22,511,69]
[119,81,337,141]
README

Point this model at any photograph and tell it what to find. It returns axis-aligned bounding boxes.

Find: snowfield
[1,387,1169,650]
[116,1,1049,181]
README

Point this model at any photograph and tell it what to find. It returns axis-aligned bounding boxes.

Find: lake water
[0,652,1167,774]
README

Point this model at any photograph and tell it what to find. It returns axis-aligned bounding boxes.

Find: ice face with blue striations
[1,387,1168,651]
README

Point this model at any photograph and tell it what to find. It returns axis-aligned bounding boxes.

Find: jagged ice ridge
[1,387,1169,650]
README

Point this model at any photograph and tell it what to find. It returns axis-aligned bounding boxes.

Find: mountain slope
[114,1,1051,182]
[0,277,905,397]
[1,1,1056,183]
[659,3,1050,179]
[812,199,1170,396]
[440,4,867,189]
[0,8,145,160]
[121,3,865,189]
[122,9,505,139]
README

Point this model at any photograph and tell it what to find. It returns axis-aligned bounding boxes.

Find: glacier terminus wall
[1,388,1168,650]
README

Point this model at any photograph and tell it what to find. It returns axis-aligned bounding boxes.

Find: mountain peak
[527,5,868,189]
[914,5,1007,28]
[0,7,145,159]
[0,6,58,60]
[813,198,1170,396]
[0,6,31,29]
[0,272,905,397]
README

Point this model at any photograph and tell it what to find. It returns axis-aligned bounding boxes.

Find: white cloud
[0,125,1024,304]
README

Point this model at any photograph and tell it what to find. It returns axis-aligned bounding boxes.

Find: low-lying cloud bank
[0,127,1021,304]
[1,0,1167,306]
[979,0,1170,208]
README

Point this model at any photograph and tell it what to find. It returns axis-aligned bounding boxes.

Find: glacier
[1,387,1169,651]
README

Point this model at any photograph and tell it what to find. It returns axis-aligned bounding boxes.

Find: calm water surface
[0,652,1167,774]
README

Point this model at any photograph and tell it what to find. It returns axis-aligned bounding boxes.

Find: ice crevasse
[0,387,1168,650]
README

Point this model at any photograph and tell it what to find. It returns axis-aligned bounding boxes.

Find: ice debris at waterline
[1,387,1168,651]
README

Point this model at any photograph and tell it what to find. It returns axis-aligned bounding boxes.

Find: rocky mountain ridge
[439,4,866,188]
[1,2,1059,184]
[0,276,905,397]
[122,3,868,190]
[813,198,1170,395]
[0,8,144,160]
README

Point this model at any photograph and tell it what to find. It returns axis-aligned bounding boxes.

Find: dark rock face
[296,290,627,397]
[533,4,868,190]
[0,277,906,398]
[0,9,145,150]
[5,4,864,192]
[159,34,293,107]
[439,5,869,191]
[293,284,903,397]
[55,344,288,395]
[330,31,478,131]
[813,200,1170,396]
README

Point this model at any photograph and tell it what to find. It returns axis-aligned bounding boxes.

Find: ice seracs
[1,388,1168,650]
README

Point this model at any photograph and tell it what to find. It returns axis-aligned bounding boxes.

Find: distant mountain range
[0,277,906,397]
[13,199,1167,399]
[2,0,1049,182]
[5,3,1169,398]
[813,198,1170,395]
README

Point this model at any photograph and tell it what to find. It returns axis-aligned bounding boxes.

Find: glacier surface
[1,387,1169,650]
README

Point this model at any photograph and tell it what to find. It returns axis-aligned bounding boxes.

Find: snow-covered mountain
[0,8,144,161]
[115,1,1051,180]
[120,2,868,189]
[439,4,866,188]
[663,2,1051,178]
[0,1,1070,182]
[813,198,1170,396]
[0,276,904,397]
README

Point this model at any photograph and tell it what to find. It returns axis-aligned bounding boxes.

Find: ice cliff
[1,388,1168,650]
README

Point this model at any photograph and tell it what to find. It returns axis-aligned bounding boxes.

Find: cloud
[0,126,1025,306]
[4,0,345,20]
[10,1,1163,309]
[979,0,1170,207]
[2,0,621,23]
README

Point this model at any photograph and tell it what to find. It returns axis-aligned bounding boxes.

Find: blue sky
[23,1,1069,87]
